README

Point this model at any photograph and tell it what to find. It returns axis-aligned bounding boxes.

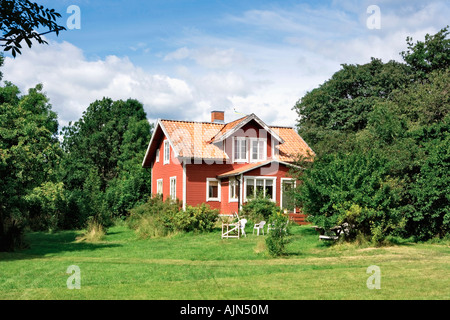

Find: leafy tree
[407,118,450,240]
[293,58,411,155]
[292,27,450,243]
[0,0,65,57]
[296,152,404,243]
[401,26,450,81]
[0,82,61,250]
[60,97,153,223]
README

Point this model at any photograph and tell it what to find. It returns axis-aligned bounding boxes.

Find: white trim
[212,113,284,144]
[206,178,221,202]
[170,176,177,200]
[280,178,296,210]
[142,119,180,168]
[163,140,170,165]
[228,177,238,203]
[182,162,186,210]
[243,176,277,203]
[156,178,163,195]
[239,174,243,211]
[155,148,160,163]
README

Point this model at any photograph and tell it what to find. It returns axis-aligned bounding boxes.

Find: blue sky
[3,0,450,128]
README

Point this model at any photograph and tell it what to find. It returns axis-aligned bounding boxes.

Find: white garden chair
[253,221,266,236]
[239,219,247,237]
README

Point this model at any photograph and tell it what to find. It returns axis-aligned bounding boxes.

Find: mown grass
[0,224,449,300]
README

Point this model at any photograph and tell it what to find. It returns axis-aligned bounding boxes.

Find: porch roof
[217,160,301,179]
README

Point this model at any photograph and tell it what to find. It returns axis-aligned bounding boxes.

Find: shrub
[127,196,218,238]
[127,195,181,238]
[175,203,219,232]
[296,152,405,244]
[241,193,279,222]
[265,211,290,257]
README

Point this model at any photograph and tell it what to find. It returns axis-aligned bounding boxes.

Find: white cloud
[2,1,448,130]
[3,40,196,128]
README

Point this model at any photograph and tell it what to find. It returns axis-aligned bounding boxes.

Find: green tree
[0,0,65,57]
[401,26,450,81]
[293,58,411,155]
[60,98,153,223]
[296,152,404,243]
[0,82,61,250]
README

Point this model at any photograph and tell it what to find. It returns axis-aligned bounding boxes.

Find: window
[246,179,254,199]
[170,177,176,200]
[229,178,238,202]
[244,177,276,201]
[156,179,163,195]
[164,140,170,164]
[155,148,160,163]
[250,138,266,162]
[207,178,220,201]
[234,137,247,162]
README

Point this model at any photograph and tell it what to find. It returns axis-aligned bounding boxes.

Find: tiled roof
[271,126,315,162]
[217,161,272,178]
[161,120,228,159]
[143,114,314,166]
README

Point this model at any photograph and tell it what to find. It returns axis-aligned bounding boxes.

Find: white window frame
[156,179,163,195]
[206,178,221,202]
[155,148,160,163]
[243,176,276,202]
[233,137,248,163]
[170,176,177,200]
[249,138,267,162]
[164,140,170,165]
[229,177,238,203]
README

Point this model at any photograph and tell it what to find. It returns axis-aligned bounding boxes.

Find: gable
[209,113,284,144]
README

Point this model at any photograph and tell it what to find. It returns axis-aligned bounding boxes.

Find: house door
[281,180,295,213]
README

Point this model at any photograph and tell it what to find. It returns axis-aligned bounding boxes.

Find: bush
[297,152,405,244]
[241,194,279,222]
[265,212,290,257]
[127,196,218,238]
[175,203,219,232]
[127,195,181,238]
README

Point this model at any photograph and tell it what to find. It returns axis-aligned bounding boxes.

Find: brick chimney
[211,111,225,124]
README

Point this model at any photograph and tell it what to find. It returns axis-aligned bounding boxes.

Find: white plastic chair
[239,219,247,237]
[253,221,266,236]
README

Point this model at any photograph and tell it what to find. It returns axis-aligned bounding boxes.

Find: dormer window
[250,138,266,162]
[233,137,247,162]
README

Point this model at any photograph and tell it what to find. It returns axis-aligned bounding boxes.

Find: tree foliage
[294,27,450,243]
[60,97,153,224]
[0,82,61,250]
[0,0,66,57]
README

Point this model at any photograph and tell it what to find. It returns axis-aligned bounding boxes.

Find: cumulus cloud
[3,40,196,128]
[2,1,448,130]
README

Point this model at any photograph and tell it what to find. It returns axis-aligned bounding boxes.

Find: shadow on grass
[0,230,121,261]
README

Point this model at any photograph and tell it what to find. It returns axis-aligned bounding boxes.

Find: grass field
[0,223,449,300]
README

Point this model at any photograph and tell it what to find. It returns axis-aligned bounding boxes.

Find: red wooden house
[142,111,314,217]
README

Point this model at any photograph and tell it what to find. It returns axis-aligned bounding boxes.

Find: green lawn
[0,223,449,300]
